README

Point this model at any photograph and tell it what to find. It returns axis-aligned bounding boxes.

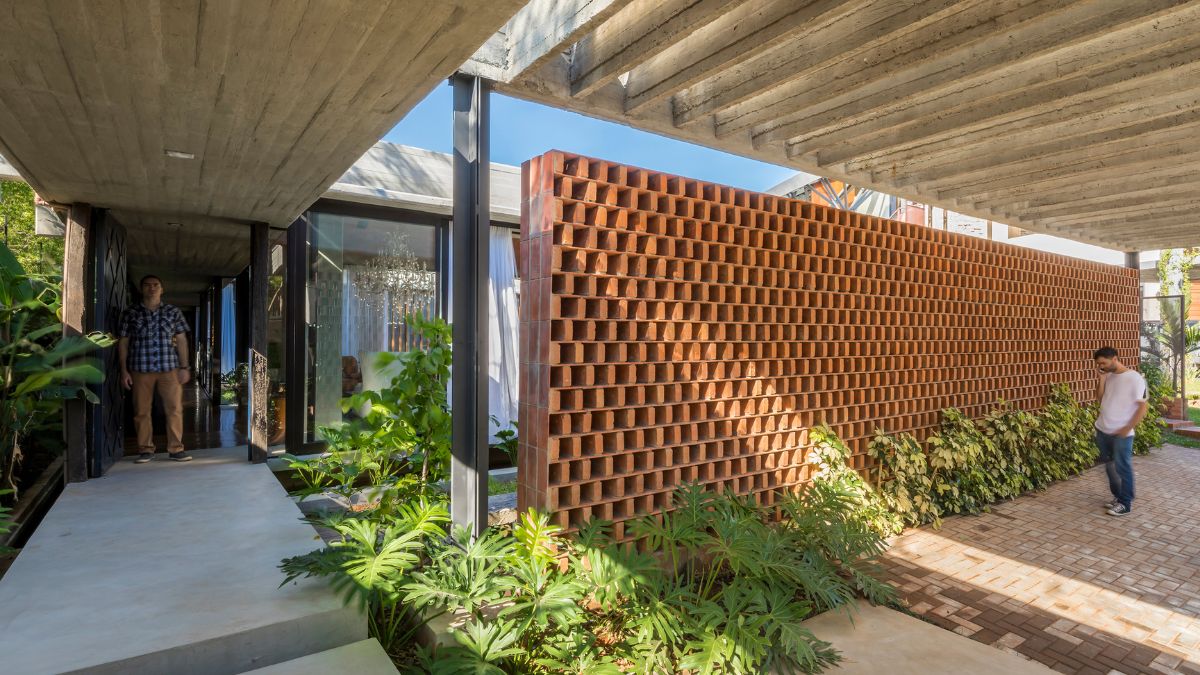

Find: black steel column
[247,222,270,462]
[1125,252,1139,270]
[284,216,308,453]
[210,278,223,415]
[63,204,92,483]
[450,74,491,535]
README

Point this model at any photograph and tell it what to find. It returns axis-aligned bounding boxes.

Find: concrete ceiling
[0,0,523,303]
[465,0,1200,252]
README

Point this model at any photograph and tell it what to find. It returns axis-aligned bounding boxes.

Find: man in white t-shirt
[1093,346,1148,517]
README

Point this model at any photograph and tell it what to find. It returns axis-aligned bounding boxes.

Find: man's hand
[121,371,133,390]
[177,368,191,385]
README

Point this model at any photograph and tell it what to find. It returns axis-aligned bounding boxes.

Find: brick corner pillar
[518,151,563,524]
[63,203,92,483]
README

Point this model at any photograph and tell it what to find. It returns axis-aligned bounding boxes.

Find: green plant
[0,243,111,501]
[417,480,893,674]
[809,425,901,536]
[1,180,63,277]
[1135,361,1168,455]
[1028,384,1097,483]
[0,488,14,553]
[343,314,452,490]
[280,499,450,653]
[488,477,517,496]
[281,314,452,509]
[866,429,937,529]
[221,363,248,403]
[490,416,518,468]
[868,384,1108,529]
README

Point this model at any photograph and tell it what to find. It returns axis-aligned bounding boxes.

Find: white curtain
[220,283,237,373]
[341,267,390,360]
[488,226,520,435]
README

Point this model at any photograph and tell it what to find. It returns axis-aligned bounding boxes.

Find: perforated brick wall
[518,151,1139,538]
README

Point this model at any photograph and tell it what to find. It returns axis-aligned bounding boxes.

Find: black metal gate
[89,212,129,476]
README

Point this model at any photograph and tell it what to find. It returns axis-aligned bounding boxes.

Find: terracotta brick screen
[518,151,1140,537]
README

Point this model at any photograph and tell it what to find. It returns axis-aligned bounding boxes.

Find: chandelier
[353,232,437,312]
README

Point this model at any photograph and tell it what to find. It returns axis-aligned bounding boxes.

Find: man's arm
[1095,372,1107,400]
[174,332,191,385]
[118,337,132,389]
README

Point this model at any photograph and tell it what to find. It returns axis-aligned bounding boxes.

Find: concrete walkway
[0,446,365,674]
[804,600,1051,674]
[881,444,1200,675]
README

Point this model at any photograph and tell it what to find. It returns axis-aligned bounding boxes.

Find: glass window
[305,210,442,442]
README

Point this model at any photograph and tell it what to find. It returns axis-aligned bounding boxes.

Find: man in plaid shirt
[119,275,193,462]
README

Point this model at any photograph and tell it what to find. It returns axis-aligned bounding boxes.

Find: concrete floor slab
[244,639,397,674]
[0,446,364,675]
[803,600,1053,674]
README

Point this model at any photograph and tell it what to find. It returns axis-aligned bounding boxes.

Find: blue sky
[383,82,797,193]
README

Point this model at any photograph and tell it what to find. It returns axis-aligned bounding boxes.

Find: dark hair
[1093,346,1119,360]
[139,275,163,287]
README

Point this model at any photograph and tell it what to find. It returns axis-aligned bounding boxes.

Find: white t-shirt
[1095,370,1148,437]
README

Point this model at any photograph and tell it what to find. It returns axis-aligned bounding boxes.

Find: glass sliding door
[304,206,443,443]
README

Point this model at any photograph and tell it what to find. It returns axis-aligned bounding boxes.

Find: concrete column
[63,204,91,483]
[450,73,491,536]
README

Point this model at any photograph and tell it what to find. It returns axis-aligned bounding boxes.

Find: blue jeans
[1095,430,1134,509]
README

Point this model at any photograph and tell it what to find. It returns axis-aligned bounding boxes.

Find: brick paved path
[880,444,1200,675]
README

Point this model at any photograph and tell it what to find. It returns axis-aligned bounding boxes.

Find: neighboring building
[768,174,996,240]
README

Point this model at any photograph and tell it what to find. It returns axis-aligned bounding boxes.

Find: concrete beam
[568,0,740,98]
[802,35,1200,167]
[970,165,1200,210]
[1008,171,1200,208]
[785,14,1200,159]
[670,0,964,127]
[622,0,852,113]
[927,140,1200,200]
[1012,188,1200,220]
[849,88,1200,187]
[474,0,635,83]
[902,112,1200,192]
[715,0,1087,139]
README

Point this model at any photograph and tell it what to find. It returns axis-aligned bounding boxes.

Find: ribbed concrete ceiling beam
[717,0,1103,140]
[837,84,1200,179]
[892,112,1200,192]
[971,167,1200,211]
[784,13,1200,161]
[668,0,964,127]
[761,0,1193,150]
[622,0,857,114]
[568,0,742,98]
[798,37,1200,168]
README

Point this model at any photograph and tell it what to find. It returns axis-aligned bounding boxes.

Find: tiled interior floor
[122,384,246,454]
[880,444,1200,675]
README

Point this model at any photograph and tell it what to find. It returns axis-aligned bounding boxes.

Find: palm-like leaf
[432,619,522,675]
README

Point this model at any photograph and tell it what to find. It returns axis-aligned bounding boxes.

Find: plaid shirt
[119,303,190,373]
